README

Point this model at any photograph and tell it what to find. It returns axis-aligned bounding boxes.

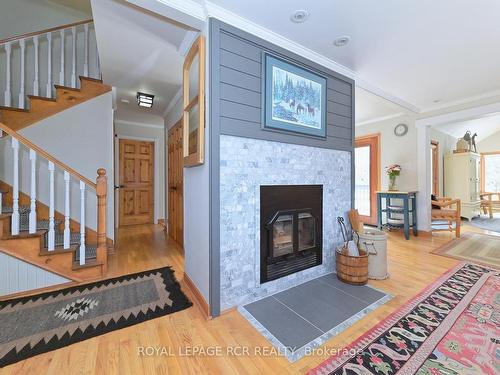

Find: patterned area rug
[0,267,191,367]
[309,263,500,374]
[431,233,500,268]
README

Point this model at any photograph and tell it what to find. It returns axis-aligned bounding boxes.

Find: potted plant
[386,164,401,191]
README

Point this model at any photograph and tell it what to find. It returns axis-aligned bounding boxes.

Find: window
[482,153,500,192]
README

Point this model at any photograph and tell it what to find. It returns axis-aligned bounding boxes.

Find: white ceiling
[208,0,500,111]
[432,112,500,142]
[91,0,194,119]
[355,87,406,126]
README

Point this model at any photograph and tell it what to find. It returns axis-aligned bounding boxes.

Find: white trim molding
[114,119,164,130]
[356,112,406,127]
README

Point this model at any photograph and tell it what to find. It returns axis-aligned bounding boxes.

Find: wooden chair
[480,192,500,219]
[431,197,461,238]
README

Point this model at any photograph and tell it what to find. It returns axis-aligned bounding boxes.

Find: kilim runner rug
[309,263,499,374]
[0,267,192,367]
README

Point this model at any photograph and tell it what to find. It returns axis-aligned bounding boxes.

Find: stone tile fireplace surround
[220,135,351,311]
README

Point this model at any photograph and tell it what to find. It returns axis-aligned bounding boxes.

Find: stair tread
[80,76,103,84]
[53,85,80,92]
[1,229,47,240]
[27,95,57,102]
[72,257,102,270]
[0,106,29,113]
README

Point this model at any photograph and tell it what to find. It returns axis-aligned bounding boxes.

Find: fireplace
[260,185,323,283]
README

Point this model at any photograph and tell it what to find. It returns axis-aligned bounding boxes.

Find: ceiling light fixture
[120,98,130,104]
[137,92,154,108]
[291,10,309,23]
[333,36,351,47]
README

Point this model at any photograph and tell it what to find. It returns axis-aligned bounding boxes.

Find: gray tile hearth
[239,274,391,362]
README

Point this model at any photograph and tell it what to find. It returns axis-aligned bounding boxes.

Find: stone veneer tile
[220,135,352,310]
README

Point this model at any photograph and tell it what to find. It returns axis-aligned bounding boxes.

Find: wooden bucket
[335,247,369,285]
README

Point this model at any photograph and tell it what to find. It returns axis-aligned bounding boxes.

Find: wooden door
[168,120,184,246]
[119,139,154,226]
[354,134,380,226]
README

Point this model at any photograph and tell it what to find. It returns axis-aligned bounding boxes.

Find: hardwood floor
[4,224,496,375]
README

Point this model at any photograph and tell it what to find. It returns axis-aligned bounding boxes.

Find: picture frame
[263,54,327,138]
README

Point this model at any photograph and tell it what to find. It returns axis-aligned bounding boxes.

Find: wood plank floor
[4,224,497,375]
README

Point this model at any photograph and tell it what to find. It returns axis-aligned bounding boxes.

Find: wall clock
[394,123,408,137]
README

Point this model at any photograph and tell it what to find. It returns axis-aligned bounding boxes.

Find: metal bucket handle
[363,241,378,255]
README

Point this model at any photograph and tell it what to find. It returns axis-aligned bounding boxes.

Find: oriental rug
[0,267,191,367]
[309,263,500,374]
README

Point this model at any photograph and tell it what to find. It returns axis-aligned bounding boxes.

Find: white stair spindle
[71,26,76,87]
[11,139,19,235]
[79,181,86,265]
[59,29,65,85]
[4,42,12,106]
[83,23,89,77]
[33,35,39,96]
[63,172,71,249]
[46,32,52,97]
[18,39,26,109]
[48,161,55,251]
[29,149,37,234]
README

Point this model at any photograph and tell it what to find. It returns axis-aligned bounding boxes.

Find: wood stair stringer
[0,76,112,132]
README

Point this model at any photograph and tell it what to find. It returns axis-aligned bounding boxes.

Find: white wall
[162,38,209,303]
[114,119,165,223]
[355,115,418,192]
[429,128,456,196]
[0,0,92,40]
[10,92,115,239]
[478,129,500,153]
[0,252,70,297]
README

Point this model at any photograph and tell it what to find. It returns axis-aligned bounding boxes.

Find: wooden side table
[377,191,418,240]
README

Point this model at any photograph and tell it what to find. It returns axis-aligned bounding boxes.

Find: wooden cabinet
[444,152,481,220]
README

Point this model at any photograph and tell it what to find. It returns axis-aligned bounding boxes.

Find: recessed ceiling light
[120,98,130,104]
[290,10,309,23]
[136,92,154,108]
[433,99,442,103]
[333,36,351,47]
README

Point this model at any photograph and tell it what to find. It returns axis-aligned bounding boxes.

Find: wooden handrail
[0,19,93,45]
[0,122,97,189]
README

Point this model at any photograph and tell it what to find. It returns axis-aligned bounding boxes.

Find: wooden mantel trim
[0,19,93,45]
[0,122,97,189]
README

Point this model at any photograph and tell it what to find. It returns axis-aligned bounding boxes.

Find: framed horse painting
[263,54,327,138]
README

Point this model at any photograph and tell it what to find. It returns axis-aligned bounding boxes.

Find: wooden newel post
[96,168,107,273]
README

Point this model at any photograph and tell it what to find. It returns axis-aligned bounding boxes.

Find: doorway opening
[354,134,380,226]
[431,140,439,196]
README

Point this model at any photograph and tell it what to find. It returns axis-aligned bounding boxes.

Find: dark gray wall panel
[220,83,261,108]
[210,19,356,318]
[220,66,261,93]
[220,49,261,77]
[215,24,354,151]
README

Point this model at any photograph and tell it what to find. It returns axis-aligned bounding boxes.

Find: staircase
[0,20,112,289]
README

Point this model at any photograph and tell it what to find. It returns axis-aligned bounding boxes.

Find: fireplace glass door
[298,212,315,251]
[272,214,294,257]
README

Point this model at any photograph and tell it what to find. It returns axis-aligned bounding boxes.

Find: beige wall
[478,129,500,153]
[429,128,457,196]
[355,115,418,192]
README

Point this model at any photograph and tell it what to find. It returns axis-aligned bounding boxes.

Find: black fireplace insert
[260,185,323,283]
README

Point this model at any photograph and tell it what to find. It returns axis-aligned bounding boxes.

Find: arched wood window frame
[183,35,206,167]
